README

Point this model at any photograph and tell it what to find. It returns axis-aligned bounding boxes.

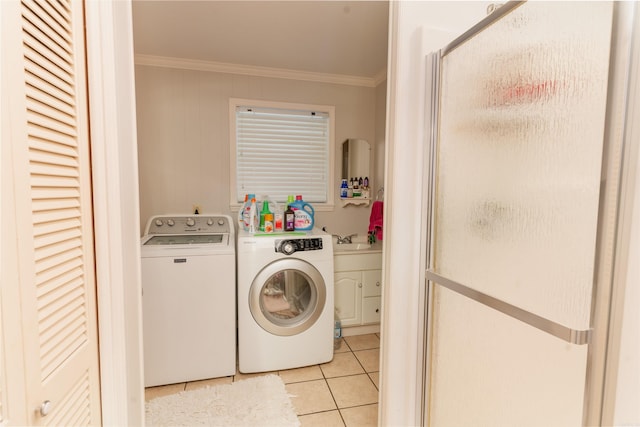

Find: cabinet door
[362,269,382,297]
[334,271,362,326]
[362,297,382,324]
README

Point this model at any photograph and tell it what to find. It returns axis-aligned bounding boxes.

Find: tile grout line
[323,345,349,426]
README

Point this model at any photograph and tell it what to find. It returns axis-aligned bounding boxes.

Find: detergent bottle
[238,193,256,231]
[237,194,248,230]
[290,195,314,231]
[248,197,258,234]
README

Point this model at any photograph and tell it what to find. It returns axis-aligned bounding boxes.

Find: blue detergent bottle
[290,195,315,231]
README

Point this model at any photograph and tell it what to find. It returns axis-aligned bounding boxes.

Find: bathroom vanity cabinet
[334,250,382,327]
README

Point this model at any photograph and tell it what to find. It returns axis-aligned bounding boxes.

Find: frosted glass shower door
[426,2,615,425]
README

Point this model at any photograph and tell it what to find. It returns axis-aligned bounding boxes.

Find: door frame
[84,1,145,425]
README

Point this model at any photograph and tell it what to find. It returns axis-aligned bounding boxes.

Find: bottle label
[274,213,283,231]
[241,206,251,230]
[294,210,313,229]
[284,211,295,231]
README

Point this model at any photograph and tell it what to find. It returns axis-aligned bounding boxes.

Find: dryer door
[249,258,326,336]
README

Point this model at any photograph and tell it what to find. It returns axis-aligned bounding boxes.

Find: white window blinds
[235,105,331,203]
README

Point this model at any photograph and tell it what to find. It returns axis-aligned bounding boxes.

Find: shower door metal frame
[420,1,638,425]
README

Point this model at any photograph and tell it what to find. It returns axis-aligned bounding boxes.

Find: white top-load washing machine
[237,228,334,373]
[141,214,235,387]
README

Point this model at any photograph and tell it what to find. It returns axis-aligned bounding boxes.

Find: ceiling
[131,1,390,81]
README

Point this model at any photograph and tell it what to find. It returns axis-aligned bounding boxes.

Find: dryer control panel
[275,238,323,255]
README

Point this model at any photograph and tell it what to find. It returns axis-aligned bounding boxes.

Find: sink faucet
[332,233,357,244]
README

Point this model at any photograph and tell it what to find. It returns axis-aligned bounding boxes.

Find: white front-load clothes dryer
[237,228,334,373]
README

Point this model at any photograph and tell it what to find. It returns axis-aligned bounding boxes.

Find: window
[230,99,335,208]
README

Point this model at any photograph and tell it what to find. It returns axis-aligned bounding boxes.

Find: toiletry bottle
[353,177,361,197]
[347,179,353,198]
[284,205,295,231]
[340,179,348,198]
[363,177,370,198]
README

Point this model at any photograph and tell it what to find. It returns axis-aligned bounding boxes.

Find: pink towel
[368,201,383,240]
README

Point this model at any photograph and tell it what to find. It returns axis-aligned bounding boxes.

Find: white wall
[135,65,386,238]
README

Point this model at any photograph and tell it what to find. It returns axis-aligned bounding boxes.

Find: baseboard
[342,324,381,337]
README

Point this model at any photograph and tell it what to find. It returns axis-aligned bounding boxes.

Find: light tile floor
[145,333,380,427]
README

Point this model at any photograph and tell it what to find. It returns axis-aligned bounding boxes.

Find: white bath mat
[145,374,300,426]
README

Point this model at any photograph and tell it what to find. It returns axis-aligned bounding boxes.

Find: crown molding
[373,68,388,86]
[134,54,385,88]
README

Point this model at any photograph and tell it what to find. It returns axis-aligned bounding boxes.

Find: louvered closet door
[3,0,101,424]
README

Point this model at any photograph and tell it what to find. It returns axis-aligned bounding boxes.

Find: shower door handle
[426,270,591,345]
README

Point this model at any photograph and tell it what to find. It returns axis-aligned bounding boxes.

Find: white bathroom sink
[333,242,372,251]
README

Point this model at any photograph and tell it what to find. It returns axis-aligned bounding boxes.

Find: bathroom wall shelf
[340,197,371,207]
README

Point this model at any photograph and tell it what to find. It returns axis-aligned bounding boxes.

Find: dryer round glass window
[249,258,326,336]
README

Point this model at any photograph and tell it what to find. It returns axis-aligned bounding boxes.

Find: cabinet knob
[376,308,379,313]
[376,281,380,287]
[40,400,52,416]
[358,283,363,288]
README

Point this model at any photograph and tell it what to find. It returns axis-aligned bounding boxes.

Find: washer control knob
[154,219,163,227]
[217,219,225,226]
[207,218,214,226]
[167,219,175,226]
[186,218,195,227]
[281,241,296,255]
